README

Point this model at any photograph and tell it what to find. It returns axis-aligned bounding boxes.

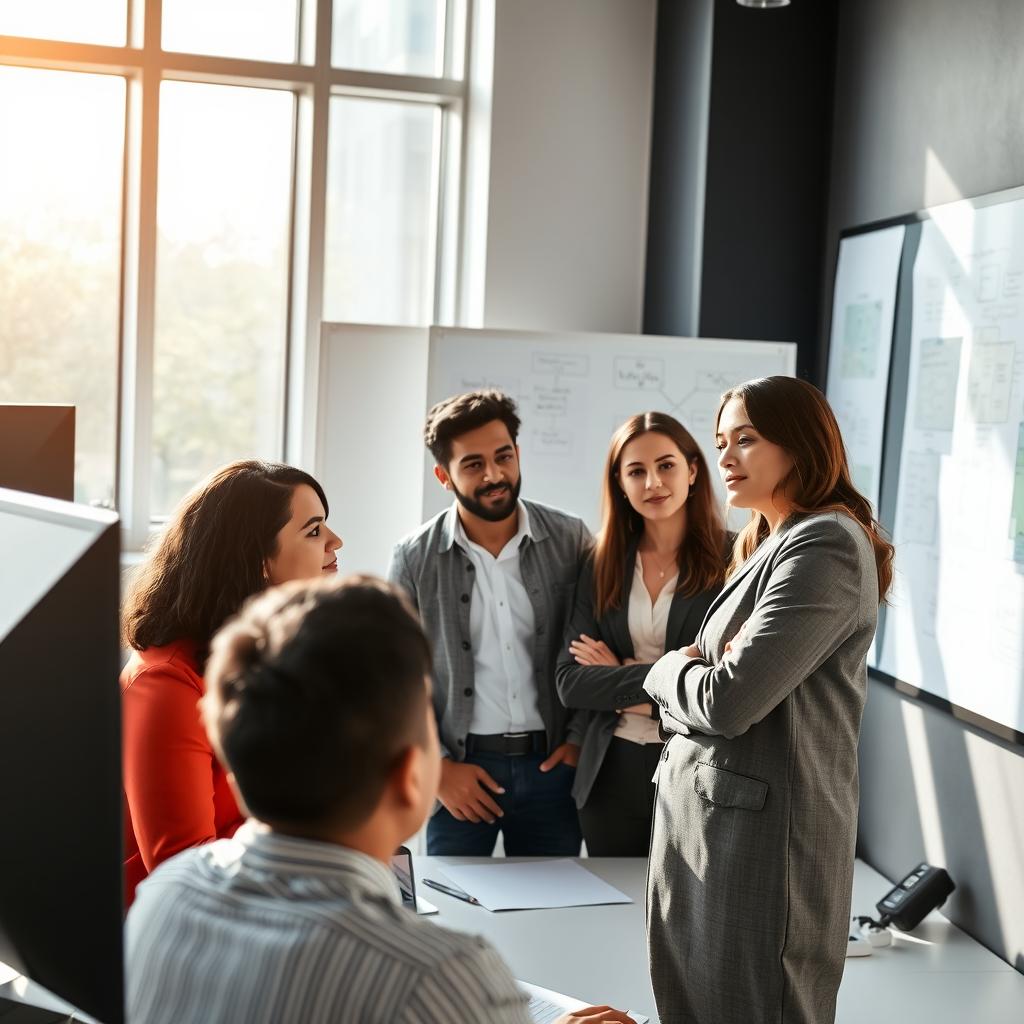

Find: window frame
[0,0,470,550]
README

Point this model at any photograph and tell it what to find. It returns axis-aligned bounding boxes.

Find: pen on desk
[422,878,480,905]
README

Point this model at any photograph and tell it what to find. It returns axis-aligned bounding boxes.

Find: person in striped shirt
[125,574,632,1024]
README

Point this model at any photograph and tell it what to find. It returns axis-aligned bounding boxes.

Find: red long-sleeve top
[121,639,244,906]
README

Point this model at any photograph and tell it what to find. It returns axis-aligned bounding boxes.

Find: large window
[0,66,124,508]
[0,1,467,544]
[153,82,294,514]
[331,0,446,76]
[324,97,440,327]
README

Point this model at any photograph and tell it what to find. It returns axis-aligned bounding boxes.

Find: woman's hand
[617,702,652,716]
[569,634,621,667]
[680,642,702,659]
[555,1008,636,1023]
[723,621,747,658]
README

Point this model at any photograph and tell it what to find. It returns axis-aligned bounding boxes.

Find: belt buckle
[503,731,530,756]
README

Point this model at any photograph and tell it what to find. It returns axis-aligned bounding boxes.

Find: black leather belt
[465,731,547,756]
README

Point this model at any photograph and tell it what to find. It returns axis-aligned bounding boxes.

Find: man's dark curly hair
[423,389,521,466]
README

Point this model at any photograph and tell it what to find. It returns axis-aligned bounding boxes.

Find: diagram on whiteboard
[825,225,905,513]
[876,207,1024,735]
[426,329,797,529]
[966,337,1015,424]
[914,337,962,432]
[841,300,883,378]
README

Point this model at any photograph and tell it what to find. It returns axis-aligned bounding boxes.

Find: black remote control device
[875,863,955,931]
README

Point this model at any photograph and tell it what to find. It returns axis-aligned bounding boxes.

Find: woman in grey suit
[556,412,728,855]
[643,377,894,1024]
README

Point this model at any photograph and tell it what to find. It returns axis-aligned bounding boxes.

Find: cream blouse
[614,554,676,745]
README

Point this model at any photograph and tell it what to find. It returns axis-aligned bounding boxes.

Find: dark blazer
[555,536,723,808]
[389,500,591,761]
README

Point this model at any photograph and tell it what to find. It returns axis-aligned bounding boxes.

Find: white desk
[2,858,1021,1023]
[417,856,1024,1024]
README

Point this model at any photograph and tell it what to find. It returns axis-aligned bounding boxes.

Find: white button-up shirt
[453,503,545,736]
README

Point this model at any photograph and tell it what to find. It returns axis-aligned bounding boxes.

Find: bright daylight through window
[0,0,463,539]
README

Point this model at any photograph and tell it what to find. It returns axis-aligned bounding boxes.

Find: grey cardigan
[388,500,591,761]
[555,537,723,808]
[643,511,879,1024]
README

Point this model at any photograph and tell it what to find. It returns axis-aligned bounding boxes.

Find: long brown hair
[592,412,726,618]
[718,376,893,602]
[121,460,329,669]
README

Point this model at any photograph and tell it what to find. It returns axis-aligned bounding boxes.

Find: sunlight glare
[0,0,125,46]
[157,81,293,264]
[162,0,298,63]
[900,700,948,866]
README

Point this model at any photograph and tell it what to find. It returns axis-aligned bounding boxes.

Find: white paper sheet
[436,859,632,912]
[518,981,648,1024]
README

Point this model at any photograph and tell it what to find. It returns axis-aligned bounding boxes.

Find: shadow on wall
[857,680,1024,968]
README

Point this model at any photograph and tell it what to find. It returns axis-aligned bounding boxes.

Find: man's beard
[451,475,522,523]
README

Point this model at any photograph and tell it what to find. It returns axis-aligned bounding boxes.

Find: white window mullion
[287,0,331,469]
[436,0,468,326]
[456,0,492,327]
[118,63,160,548]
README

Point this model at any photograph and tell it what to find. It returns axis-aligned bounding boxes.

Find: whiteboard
[876,201,1024,735]
[826,225,905,512]
[316,324,796,579]
[423,327,797,528]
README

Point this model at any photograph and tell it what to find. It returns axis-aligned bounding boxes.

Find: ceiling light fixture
[737,0,791,8]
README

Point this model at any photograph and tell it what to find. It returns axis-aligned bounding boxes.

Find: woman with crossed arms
[556,412,728,855]
[643,377,894,1024]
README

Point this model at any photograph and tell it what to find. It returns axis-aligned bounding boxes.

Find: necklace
[641,547,679,579]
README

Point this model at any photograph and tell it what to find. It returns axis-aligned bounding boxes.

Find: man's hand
[568,634,621,667]
[680,642,701,659]
[555,1007,636,1023]
[437,759,505,824]
[540,741,580,772]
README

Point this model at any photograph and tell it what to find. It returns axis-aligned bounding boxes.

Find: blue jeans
[427,750,583,856]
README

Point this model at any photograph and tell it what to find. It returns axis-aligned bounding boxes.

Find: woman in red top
[120,460,342,904]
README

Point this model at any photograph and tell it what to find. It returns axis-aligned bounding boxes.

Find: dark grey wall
[644,0,836,377]
[699,0,835,379]
[826,0,1024,969]
[643,0,713,338]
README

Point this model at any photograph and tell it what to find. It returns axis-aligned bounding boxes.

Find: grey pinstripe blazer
[643,511,878,1024]
[388,500,591,760]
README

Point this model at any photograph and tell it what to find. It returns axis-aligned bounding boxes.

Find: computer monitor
[0,488,122,1024]
[0,405,76,502]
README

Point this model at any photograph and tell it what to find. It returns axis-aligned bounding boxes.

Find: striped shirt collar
[230,820,402,907]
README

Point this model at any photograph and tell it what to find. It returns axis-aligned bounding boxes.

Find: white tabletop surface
[417,856,1024,1024]
[2,857,1021,1023]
